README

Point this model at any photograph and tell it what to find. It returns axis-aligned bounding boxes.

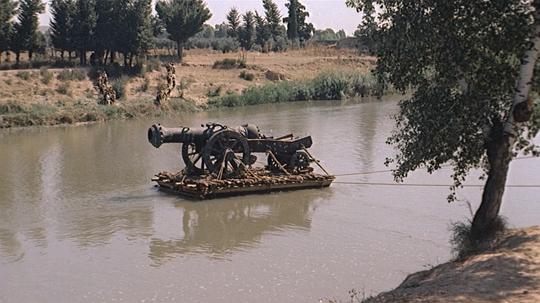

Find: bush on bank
[208,71,385,108]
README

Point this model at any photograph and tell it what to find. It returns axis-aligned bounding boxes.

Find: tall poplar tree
[226,7,241,39]
[262,0,282,40]
[156,0,212,61]
[50,0,75,59]
[72,0,96,65]
[11,0,45,63]
[0,0,17,63]
[239,11,255,50]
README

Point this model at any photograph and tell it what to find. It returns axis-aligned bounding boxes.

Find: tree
[0,0,17,63]
[72,0,96,65]
[284,0,313,43]
[156,0,212,62]
[254,11,270,47]
[346,0,540,240]
[239,11,255,50]
[226,7,240,39]
[285,0,298,41]
[50,0,75,59]
[93,0,117,64]
[11,0,45,63]
[126,0,154,64]
[262,0,283,40]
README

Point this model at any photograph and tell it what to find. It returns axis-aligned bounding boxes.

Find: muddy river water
[1,97,539,302]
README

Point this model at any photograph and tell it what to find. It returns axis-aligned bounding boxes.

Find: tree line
[0,0,342,66]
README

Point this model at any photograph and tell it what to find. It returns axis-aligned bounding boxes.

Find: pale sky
[39,0,363,36]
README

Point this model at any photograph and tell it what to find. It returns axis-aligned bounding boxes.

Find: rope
[334,181,540,188]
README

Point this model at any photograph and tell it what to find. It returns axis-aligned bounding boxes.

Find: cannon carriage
[148,122,314,177]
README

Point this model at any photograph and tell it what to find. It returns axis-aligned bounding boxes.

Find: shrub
[40,67,54,85]
[111,76,129,99]
[57,69,87,81]
[16,71,31,80]
[210,37,240,53]
[310,72,350,100]
[213,58,246,69]
[56,83,71,95]
[206,85,223,98]
[239,71,255,81]
[138,77,150,92]
[450,217,508,260]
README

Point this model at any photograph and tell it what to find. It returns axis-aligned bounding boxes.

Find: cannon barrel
[148,124,205,148]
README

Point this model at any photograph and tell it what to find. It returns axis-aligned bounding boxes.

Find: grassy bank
[0,98,197,128]
[0,70,383,128]
[208,71,384,108]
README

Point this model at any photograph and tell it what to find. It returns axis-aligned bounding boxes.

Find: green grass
[209,71,384,108]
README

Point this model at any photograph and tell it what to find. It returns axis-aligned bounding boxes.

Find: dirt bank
[365,226,540,303]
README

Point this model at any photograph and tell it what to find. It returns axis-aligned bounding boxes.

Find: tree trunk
[110,51,116,64]
[177,40,184,62]
[61,50,65,60]
[471,126,512,240]
[29,50,33,61]
[0,50,2,64]
[15,51,20,64]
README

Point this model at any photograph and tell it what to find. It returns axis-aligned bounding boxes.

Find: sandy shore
[364,226,540,303]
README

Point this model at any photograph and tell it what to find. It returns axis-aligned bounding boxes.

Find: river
[1,96,539,303]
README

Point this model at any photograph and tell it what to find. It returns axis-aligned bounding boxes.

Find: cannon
[148,122,313,177]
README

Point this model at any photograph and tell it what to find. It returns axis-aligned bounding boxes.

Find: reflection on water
[1,97,538,303]
[149,191,328,264]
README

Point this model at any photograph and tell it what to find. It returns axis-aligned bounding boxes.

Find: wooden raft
[152,170,335,200]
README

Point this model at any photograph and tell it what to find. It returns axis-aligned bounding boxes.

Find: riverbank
[0,48,376,128]
[363,226,540,303]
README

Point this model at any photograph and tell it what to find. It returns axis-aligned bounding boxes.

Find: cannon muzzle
[148,124,197,148]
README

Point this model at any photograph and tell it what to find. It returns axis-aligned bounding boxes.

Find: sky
[38,0,363,36]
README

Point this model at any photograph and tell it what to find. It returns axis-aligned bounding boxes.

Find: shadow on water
[148,189,332,265]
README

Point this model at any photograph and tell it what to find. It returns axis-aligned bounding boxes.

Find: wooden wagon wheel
[289,150,311,173]
[202,130,251,175]
[181,142,204,175]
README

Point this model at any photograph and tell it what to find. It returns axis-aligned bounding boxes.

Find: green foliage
[155,0,212,60]
[239,11,256,50]
[226,7,241,38]
[11,0,45,61]
[72,0,96,64]
[285,0,313,43]
[212,58,246,69]
[239,71,255,81]
[263,0,283,40]
[312,28,346,41]
[254,12,270,47]
[39,67,53,84]
[209,71,380,107]
[0,0,17,56]
[347,0,539,201]
[15,71,31,80]
[50,0,76,54]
